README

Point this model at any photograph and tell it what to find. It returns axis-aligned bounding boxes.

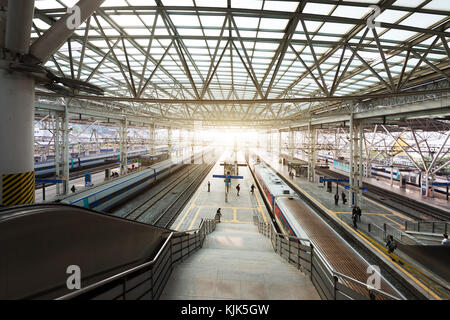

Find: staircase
[161,222,319,300]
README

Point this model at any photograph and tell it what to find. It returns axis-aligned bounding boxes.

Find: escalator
[0,203,173,299]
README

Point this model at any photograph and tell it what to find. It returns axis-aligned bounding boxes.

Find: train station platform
[324,162,449,213]
[164,151,320,299]
[263,153,415,231]
[35,163,140,203]
[363,175,449,213]
[259,152,449,300]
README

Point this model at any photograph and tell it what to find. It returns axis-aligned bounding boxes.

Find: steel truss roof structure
[32,0,450,127]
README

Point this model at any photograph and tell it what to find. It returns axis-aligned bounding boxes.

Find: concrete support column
[179,129,183,159]
[191,129,195,164]
[349,114,355,207]
[120,120,128,175]
[358,123,364,205]
[0,1,36,206]
[267,130,272,155]
[307,124,316,182]
[60,103,70,195]
[148,123,155,155]
[349,113,362,207]
[278,130,282,159]
[289,128,294,161]
[167,126,172,159]
[54,112,61,196]
[0,70,36,206]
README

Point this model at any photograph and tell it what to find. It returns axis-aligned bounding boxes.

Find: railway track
[119,161,215,228]
[316,168,449,222]
[153,162,215,228]
[122,164,198,221]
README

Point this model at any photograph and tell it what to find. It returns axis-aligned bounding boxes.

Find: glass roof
[33,0,450,122]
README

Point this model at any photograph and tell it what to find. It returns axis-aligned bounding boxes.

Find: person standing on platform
[351,211,358,229]
[250,184,255,195]
[334,193,339,206]
[215,208,222,223]
[236,184,240,196]
[207,181,211,192]
[342,191,347,205]
[71,185,76,193]
[442,234,449,245]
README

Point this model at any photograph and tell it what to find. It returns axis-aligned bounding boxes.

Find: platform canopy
[32,0,450,127]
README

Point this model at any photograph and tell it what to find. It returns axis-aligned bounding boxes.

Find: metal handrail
[56,217,217,300]
[333,271,401,300]
[253,216,402,300]
[56,232,175,300]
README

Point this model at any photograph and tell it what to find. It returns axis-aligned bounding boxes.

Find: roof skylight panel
[127,0,157,5]
[35,0,64,10]
[257,32,285,39]
[59,0,78,7]
[399,12,447,29]
[380,29,417,42]
[259,18,289,30]
[194,0,227,8]
[393,0,428,8]
[101,0,129,7]
[162,0,194,6]
[318,22,354,36]
[331,5,372,19]
[231,0,263,10]
[423,0,450,11]
[124,28,151,35]
[264,0,299,12]
[33,18,51,30]
[375,9,409,24]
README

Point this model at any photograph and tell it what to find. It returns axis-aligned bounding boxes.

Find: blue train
[60,147,214,212]
[34,146,168,178]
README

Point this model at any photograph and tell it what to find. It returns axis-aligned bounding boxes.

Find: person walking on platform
[215,208,222,223]
[236,184,241,196]
[352,205,358,219]
[386,235,397,260]
[207,181,210,192]
[442,234,449,245]
[250,184,255,195]
[351,212,358,229]
[334,193,339,206]
[356,206,362,222]
[341,191,347,205]
[71,185,76,193]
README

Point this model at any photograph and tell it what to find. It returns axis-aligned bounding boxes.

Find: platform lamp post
[428,150,436,198]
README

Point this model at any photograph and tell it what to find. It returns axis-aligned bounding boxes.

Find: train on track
[34,146,168,178]
[253,161,309,240]
[251,157,405,300]
[60,147,214,212]
[316,154,449,195]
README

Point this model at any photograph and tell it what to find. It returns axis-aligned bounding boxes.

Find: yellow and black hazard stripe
[2,171,35,206]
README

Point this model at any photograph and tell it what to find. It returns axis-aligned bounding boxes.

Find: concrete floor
[163,150,320,300]
[160,223,320,300]
[172,150,270,232]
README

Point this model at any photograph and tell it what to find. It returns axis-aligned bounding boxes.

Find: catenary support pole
[0,0,36,205]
